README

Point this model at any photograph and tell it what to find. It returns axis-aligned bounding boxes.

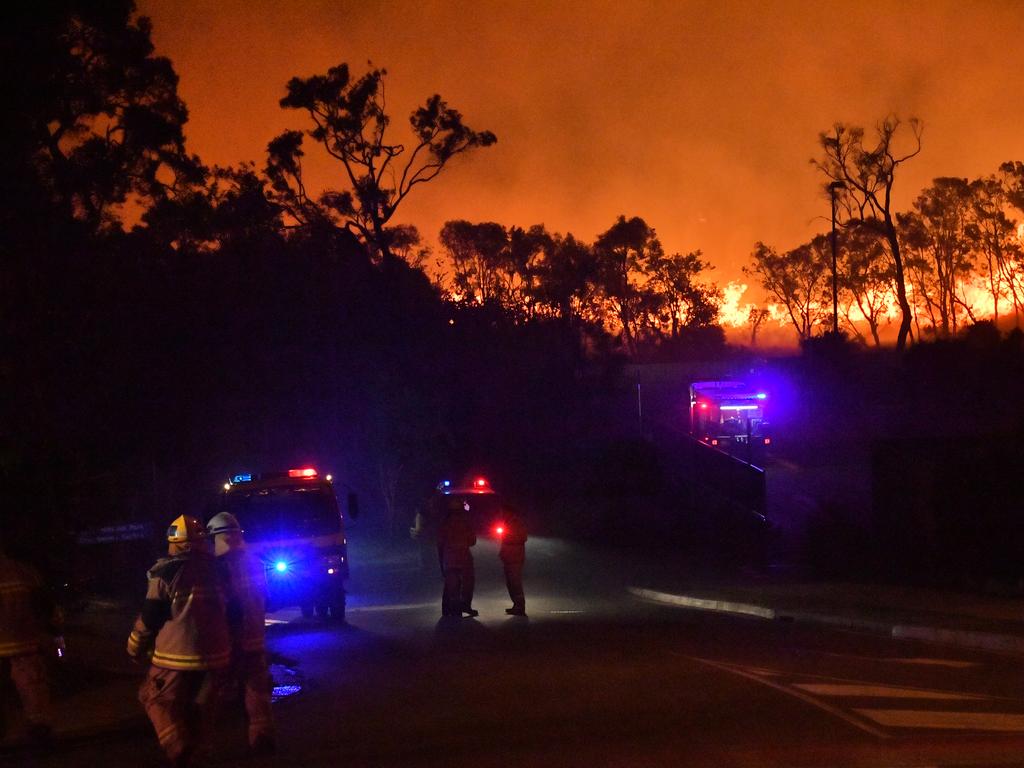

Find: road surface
[12,537,1024,767]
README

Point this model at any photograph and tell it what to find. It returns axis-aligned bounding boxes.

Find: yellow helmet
[166,515,207,544]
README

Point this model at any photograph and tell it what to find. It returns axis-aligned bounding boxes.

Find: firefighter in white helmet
[128,515,231,767]
[207,511,275,755]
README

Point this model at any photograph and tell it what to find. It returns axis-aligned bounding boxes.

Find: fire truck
[689,381,771,450]
[218,467,352,620]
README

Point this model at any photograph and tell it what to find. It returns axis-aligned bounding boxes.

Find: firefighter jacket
[220,547,268,653]
[499,512,528,565]
[0,556,61,658]
[438,511,476,570]
[127,551,231,671]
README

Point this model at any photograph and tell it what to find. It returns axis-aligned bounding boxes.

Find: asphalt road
[13,537,1024,767]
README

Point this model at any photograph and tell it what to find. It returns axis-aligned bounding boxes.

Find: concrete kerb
[628,586,1024,655]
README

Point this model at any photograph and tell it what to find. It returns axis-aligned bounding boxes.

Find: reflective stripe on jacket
[127,552,231,671]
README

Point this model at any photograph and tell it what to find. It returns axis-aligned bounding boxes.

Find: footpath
[629,572,1024,655]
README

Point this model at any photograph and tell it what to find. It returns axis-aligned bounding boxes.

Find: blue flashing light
[756,393,767,400]
[443,480,451,487]
[274,561,288,573]
[232,473,252,484]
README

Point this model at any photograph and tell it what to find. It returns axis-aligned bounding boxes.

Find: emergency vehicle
[435,474,504,536]
[689,381,771,450]
[218,467,350,620]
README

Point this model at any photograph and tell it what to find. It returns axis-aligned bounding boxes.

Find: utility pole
[829,180,847,336]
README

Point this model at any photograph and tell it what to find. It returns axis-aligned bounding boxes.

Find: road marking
[853,709,1024,731]
[812,651,979,669]
[889,657,979,668]
[687,657,891,738]
[630,588,775,620]
[549,610,585,614]
[792,683,990,701]
[349,602,436,612]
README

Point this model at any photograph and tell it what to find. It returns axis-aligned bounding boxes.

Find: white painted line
[548,610,585,614]
[888,658,979,668]
[853,709,1024,732]
[348,602,436,612]
[792,683,989,701]
[812,651,979,668]
[629,588,775,620]
[687,657,890,739]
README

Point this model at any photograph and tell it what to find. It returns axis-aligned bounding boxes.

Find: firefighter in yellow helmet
[206,511,275,755]
[0,536,63,746]
[127,516,231,767]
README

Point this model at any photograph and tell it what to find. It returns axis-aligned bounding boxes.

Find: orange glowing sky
[141,0,1023,289]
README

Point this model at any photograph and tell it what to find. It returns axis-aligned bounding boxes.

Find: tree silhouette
[593,216,662,356]
[837,224,893,346]
[745,239,830,340]
[899,178,977,337]
[6,0,198,235]
[815,117,922,349]
[268,63,496,260]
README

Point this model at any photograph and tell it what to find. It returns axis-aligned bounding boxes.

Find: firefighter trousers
[503,561,525,610]
[235,650,274,746]
[442,564,475,615]
[0,653,51,731]
[139,666,225,764]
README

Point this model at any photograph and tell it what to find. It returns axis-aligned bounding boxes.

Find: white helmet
[207,511,243,536]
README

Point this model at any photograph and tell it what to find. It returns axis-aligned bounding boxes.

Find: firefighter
[498,506,528,616]
[438,498,477,617]
[0,537,62,746]
[206,512,275,755]
[127,515,231,767]
[410,495,443,575]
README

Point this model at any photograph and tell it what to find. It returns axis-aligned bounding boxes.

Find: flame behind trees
[742,118,1024,346]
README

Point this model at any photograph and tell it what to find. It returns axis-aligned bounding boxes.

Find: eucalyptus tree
[6,0,198,236]
[837,225,894,346]
[647,250,720,337]
[814,117,922,349]
[969,176,1023,326]
[744,238,831,341]
[532,233,598,327]
[899,178,977,337]
[593,216,663,356]
[267,63,496,260]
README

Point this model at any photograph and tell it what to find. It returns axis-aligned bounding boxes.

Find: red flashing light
[474,477,488,488]
[494,524,505,537]
[710,439,719,446]
[763,437,771,445]
[288,467,318,478]
[700,402,708,410]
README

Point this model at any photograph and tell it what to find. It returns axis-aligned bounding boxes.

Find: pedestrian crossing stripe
[792,683,990,701]
[685,656,1024,737]
[811,650,979,669]
[853,709,1024,731]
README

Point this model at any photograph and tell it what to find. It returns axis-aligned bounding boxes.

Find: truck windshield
[223,485,340,541]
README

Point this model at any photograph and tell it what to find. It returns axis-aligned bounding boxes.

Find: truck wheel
[300,603,315,619]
